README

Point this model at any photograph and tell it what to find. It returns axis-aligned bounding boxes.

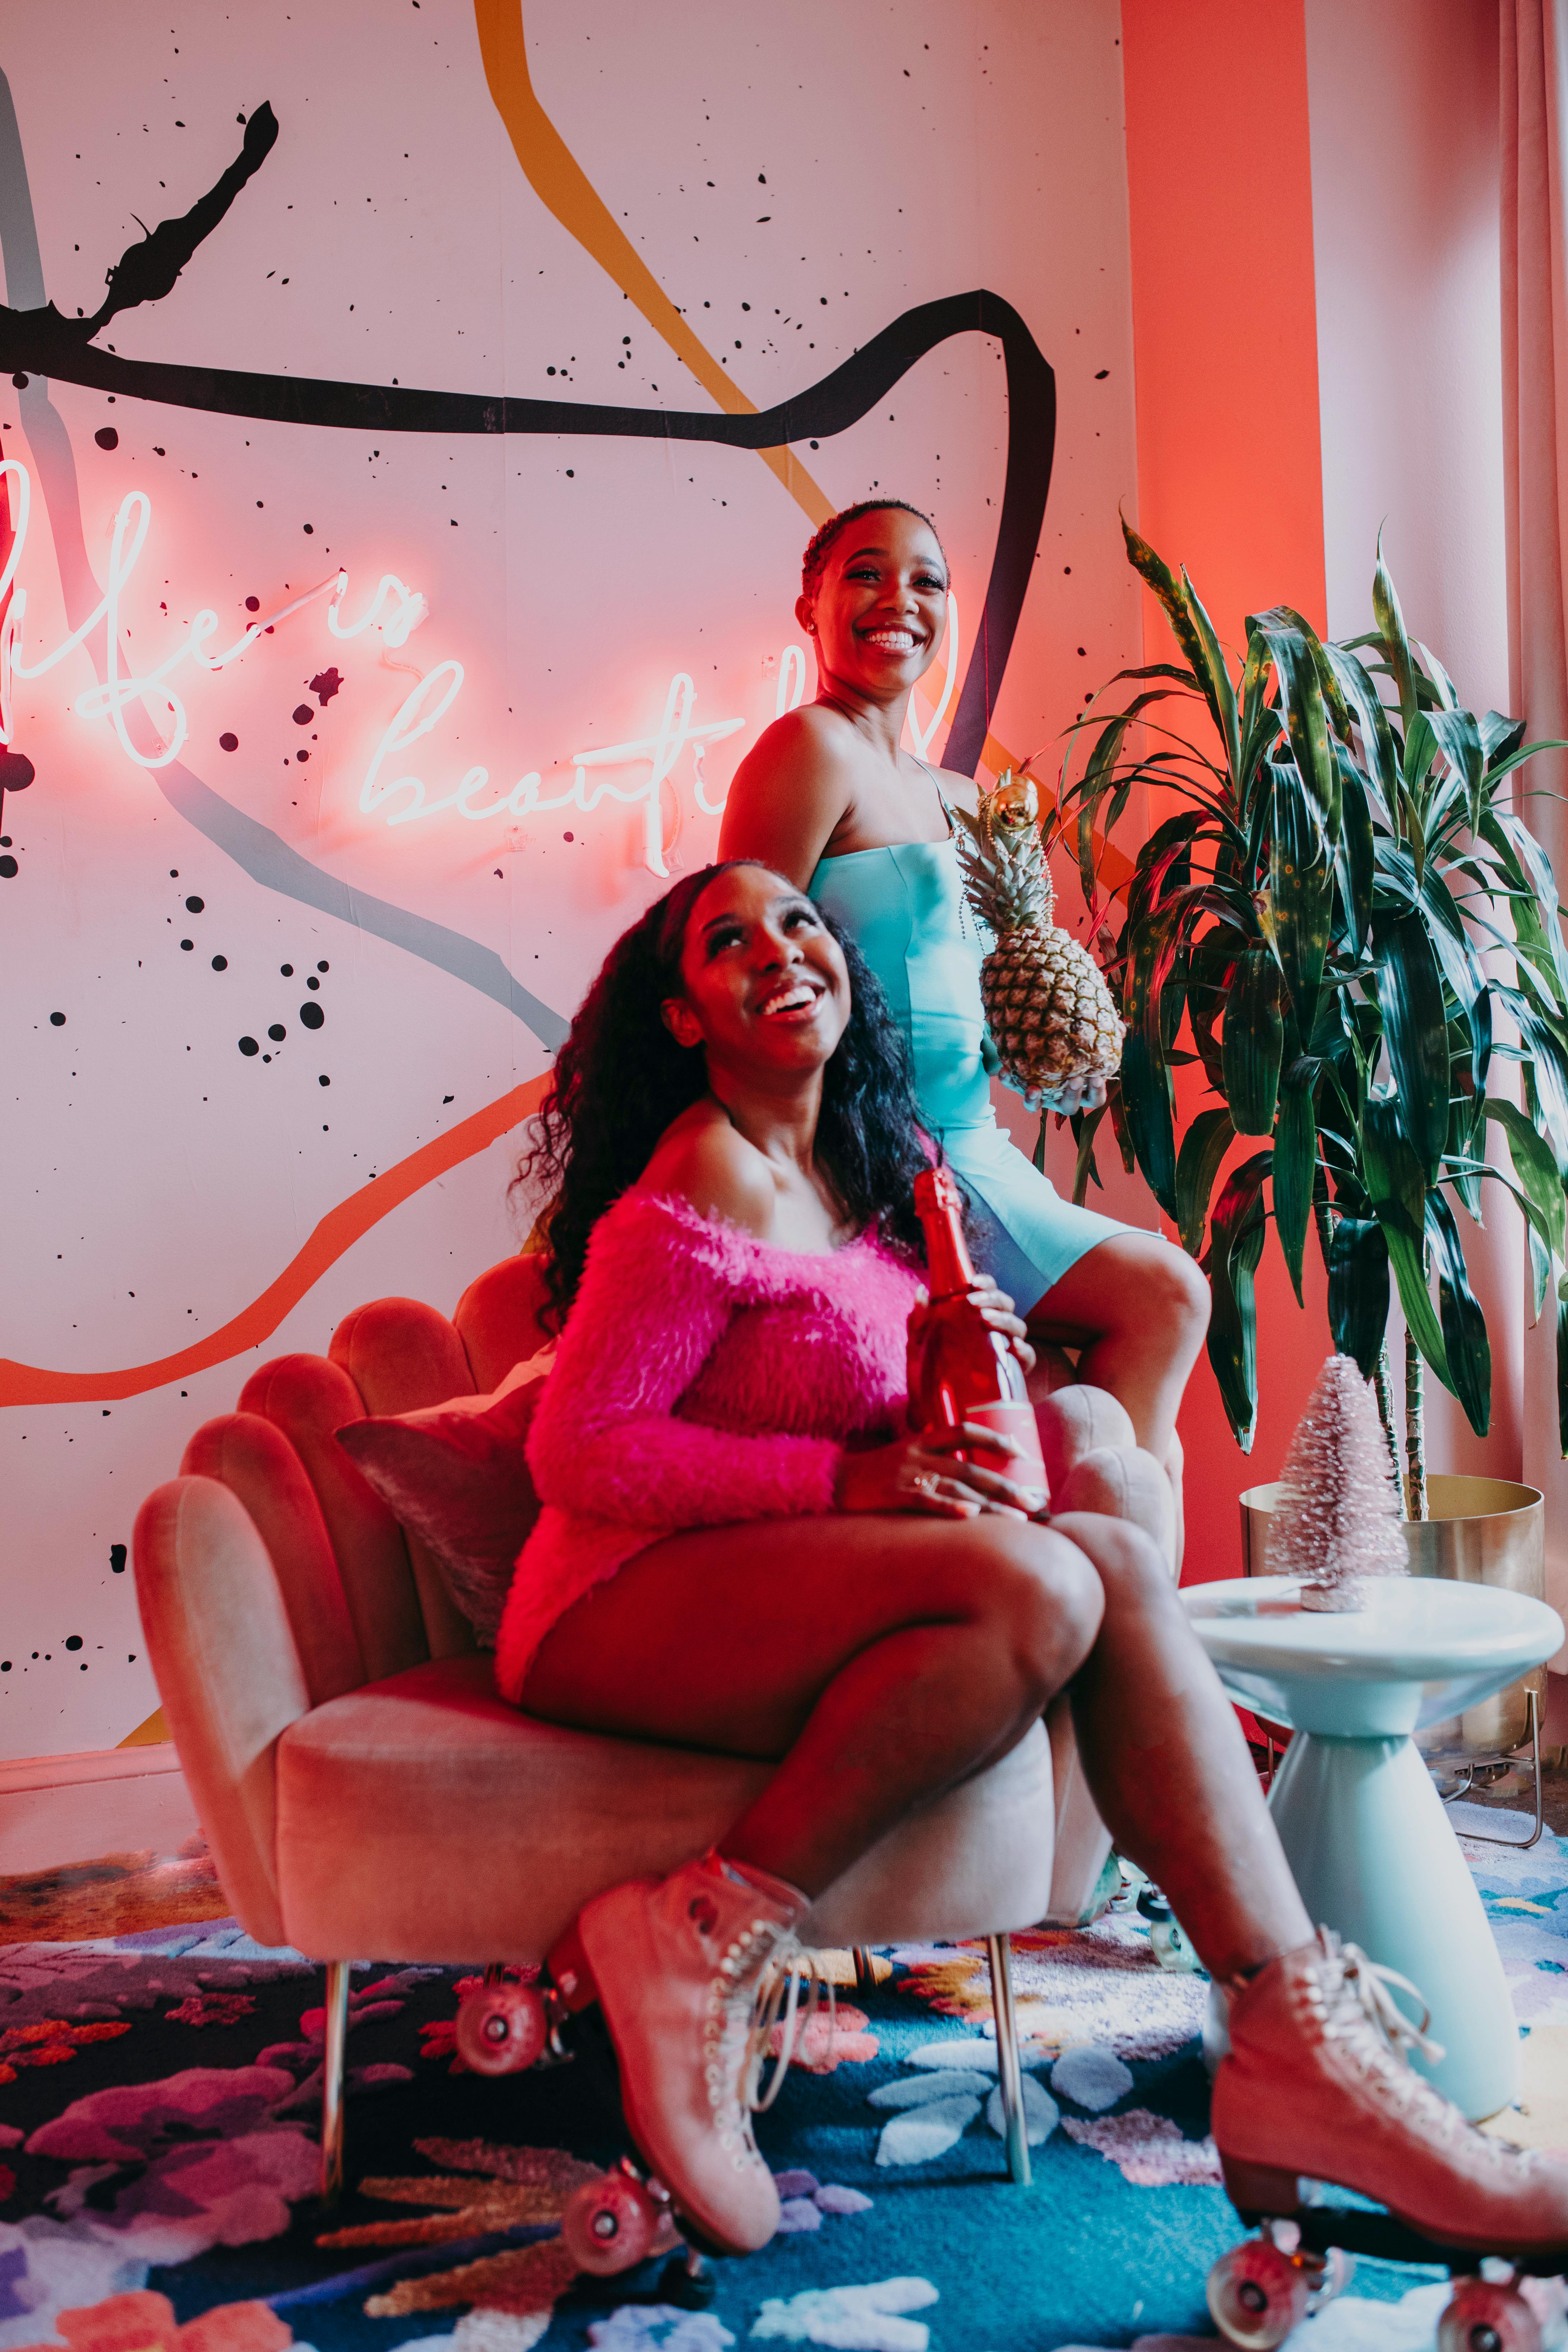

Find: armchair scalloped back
[132,1248,1121,1965]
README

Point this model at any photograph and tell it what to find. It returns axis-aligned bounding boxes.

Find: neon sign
[0,461,428,772]
[0,456,961,874]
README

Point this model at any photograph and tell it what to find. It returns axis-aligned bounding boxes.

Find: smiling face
[661,863,851,1079]
[797,505,949,698]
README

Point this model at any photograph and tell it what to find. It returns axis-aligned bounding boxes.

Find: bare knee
[1050,1511,1178,1620]
[1113,1238,1209,1349]
[955,1519,1104,1705]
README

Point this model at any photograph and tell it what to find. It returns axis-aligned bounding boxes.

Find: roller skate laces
[704,1913,831,2169]
[1292,1932,1532,2178]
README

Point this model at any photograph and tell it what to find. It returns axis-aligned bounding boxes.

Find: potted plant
[1054,521,1567,1527]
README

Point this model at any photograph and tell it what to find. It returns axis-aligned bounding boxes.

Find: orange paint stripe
[473,2,1026,778]
[0,1075,552,1409]
[473,0,833,524]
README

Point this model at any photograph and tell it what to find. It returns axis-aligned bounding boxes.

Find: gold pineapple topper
[953,772,1125,1105]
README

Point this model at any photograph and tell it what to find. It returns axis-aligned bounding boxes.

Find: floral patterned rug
[0,1805,1557,2352]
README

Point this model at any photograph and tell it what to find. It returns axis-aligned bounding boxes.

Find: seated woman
[717,500,1208,1542]
[497,860,1563,2264]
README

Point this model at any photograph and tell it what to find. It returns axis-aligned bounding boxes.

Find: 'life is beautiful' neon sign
[0,457,961,875]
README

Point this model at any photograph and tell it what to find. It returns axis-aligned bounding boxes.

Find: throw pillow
[334,1348,553,1645]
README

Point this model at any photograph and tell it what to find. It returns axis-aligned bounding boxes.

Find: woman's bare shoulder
[720,706,859,882]
[638,1103,777,1239]
[931,761,980,817]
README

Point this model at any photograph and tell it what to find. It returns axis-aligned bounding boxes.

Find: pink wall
[0,0,1142,1759]
[1120,0,1332,1575]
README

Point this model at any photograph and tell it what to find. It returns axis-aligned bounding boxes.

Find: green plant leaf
[1487,808,1568,1008]
[1222,948,1285,1135]
[1373,528,1419,731]
[1428,706,1485,838]
[1175,1105,1235,1257]
[1500,990,1568,1172]
[1252,619,1340,840]
[1327,1214,1390,1377]
[1426,1191,1491,1436]
[1333,749,1376,958]
[1270,771,1333,1041]
[1531,1222,1551,1322]
[1484,1098,1568,1262]
[1119,1028,1177,1216]
[1206,1152,1272,1448]
[1179,565,1241,782]
[1274,1072,1317,1304]
[1324,644,1401,828]
[1359,1098,1454,1392]
[1372,911,1452,1180]
[1120,516,1233,752]
[1106,1075,1138,1175]
[1069,1101,1109,1203]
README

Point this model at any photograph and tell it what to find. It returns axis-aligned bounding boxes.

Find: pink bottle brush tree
[1269,1356,1410,1612]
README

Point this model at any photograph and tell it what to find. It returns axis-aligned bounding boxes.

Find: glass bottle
[911,1166,1047,1498]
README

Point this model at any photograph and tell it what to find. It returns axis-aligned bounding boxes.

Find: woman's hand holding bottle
[834,1419,1042,1519]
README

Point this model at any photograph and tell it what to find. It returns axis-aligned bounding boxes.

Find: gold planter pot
[1239,1474,1545,1761]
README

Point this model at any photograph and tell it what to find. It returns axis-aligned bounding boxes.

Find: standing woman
[718,500,1209,1530]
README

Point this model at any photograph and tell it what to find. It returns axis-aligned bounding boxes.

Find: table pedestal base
[1266,1728,1518,2120]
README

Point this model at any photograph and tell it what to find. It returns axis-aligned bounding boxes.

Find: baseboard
[0,1742,200,1881]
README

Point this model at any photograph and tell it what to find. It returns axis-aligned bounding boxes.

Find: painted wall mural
[0,0,1142,1759]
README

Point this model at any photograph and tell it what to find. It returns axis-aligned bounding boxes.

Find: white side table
[1183,1573,1563,2121]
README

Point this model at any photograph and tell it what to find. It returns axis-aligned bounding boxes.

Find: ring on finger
[913,1472,942,1499]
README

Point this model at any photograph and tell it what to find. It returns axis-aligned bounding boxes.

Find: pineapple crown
[953,770,1055,933]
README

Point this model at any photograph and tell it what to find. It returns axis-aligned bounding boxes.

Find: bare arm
[718,709,859,888]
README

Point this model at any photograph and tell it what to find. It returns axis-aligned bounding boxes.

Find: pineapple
[953,772,1125,1104]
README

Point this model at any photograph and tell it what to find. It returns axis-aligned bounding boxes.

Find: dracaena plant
[1055,520,1568,1510]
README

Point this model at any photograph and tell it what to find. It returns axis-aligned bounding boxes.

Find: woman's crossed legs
[523,1507,1308,1981]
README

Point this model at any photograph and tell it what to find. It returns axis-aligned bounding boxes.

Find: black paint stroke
[0,293,1055,775]
[85,105,279,335]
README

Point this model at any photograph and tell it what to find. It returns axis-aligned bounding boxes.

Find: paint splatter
[48,1011,65,1026]
[94,426,119,450]
[308,667,343,705]
[0,751,35,790]
[239,1036,259,1056]
[299,1002,323,1030]
[110,1545,127,1572]
[219,732,238,751]
[291,704,312,726]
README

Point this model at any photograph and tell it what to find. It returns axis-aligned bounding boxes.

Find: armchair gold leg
[320,1959,350,2207]
[986,1932,1031,2187]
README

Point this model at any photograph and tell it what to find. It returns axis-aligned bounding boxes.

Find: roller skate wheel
[1437,2281,1543,2352]
[560,2172,659,2276]
[454,1982,547,2076]
[1206,2239,1310,2351]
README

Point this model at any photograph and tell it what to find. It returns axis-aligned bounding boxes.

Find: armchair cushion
[334,1351,552,1645]
[274,1654,1054,1961]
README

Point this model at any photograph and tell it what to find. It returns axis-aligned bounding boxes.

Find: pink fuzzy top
[494,1191,923,1701]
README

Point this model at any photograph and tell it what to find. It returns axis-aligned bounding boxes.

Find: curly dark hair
[516,861,934,1324]
[800,498,948,609]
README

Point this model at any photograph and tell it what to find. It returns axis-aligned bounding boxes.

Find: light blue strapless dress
[810,833,1129,1313]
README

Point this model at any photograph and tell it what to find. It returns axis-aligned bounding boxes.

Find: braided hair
[799,498,948,611]
[515,861,933,1323]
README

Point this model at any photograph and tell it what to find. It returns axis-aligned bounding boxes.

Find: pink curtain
[1503,0,1568,1652]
